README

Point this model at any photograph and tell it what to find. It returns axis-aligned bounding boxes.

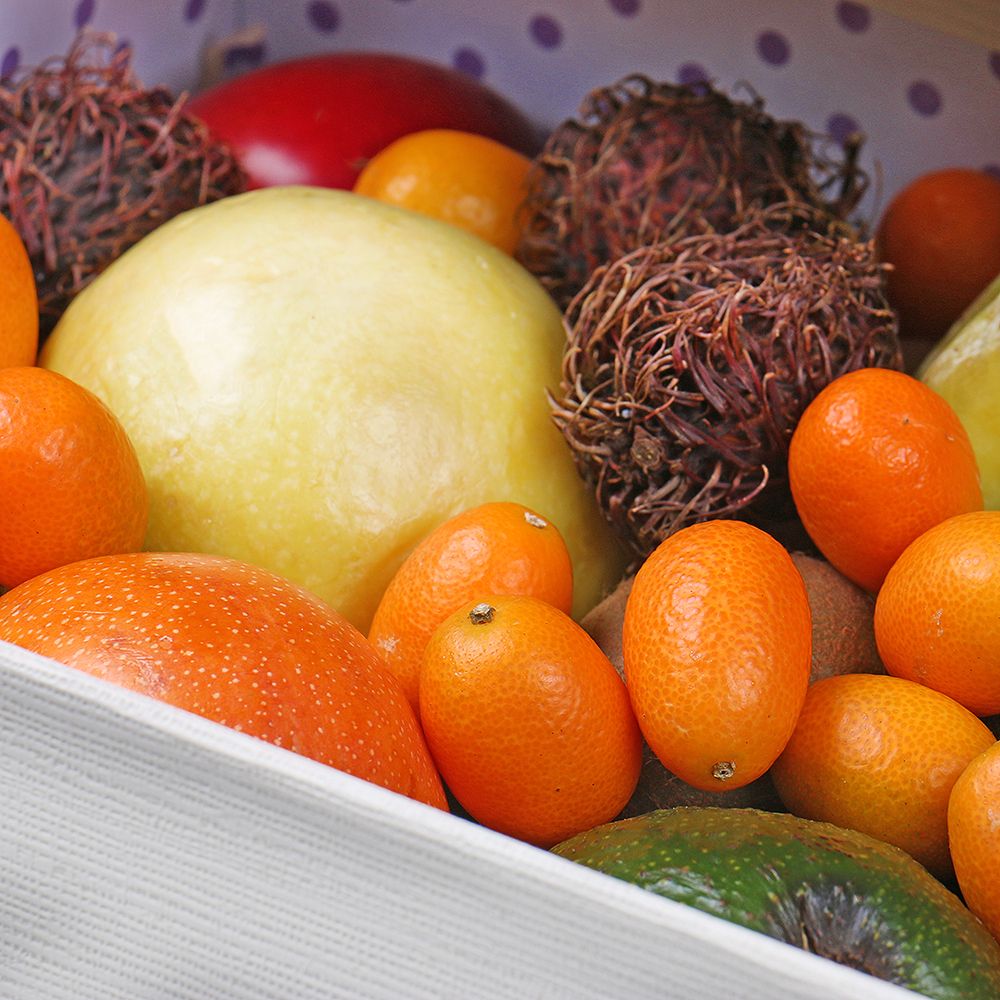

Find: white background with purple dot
[0,0,998,216]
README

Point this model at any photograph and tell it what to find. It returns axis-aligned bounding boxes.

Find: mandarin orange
[876,167,1000,343]
[419,594,642,846]
[0,367,149,588]
[0,213,38,367]
[368,501,572,711]
[771,673,994,880]
[949,740,1000,942]
[788,367,982,593]
[354,128,531,254]
[875,510,1000,716]
[622,519,811,792]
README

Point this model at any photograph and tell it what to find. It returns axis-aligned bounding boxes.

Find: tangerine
[771,673,994,880]
[876,168,1000,343]
[0,551,448,809]
[0,367,149,588]
[368,501,573,711]
[419,594,642,847]
[0,213,38,367]
[353,128,532,254]
[622,519,811,792]
[788,367,982,593]
[949,740,1000,942]
[875,510,1000,716]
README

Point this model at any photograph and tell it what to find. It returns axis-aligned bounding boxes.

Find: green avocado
[552,807,1000,1000]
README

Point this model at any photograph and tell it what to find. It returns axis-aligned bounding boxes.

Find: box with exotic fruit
[1,2,999,998]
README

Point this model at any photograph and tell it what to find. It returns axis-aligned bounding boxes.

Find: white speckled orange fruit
[0,551,447,809]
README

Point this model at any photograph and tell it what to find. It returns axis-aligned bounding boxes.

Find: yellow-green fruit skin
[41,187,626,630]
[920,273,1000,509]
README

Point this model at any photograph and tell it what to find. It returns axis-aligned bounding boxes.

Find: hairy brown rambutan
[0,32,247,338]
[550,206,902,561]
[516,74,867,310]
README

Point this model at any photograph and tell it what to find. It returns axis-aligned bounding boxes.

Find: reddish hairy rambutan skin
[516,75,866,310]
[0,32,247,339]
[549,207,902,561]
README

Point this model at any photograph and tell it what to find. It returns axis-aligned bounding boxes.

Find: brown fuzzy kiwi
[789,551,885,681]
[580,574,633,680]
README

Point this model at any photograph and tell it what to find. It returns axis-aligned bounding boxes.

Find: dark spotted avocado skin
[552,807,1000,1000]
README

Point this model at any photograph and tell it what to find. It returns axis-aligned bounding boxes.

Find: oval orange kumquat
[354,128,532,254]
[420,594,642,847]
[623,519,812,792]
[789,367,982,593]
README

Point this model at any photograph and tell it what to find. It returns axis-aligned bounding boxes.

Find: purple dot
[185,0,206,22]
[908,80,942,116]
[453,47,485,80]
[223,41,267,72]
[990,51,1000,80]
[836,2,871,32]
[677,62,709,87]
[609,0,641,15]
[984,164,1000,181]
[826,113,861,146]
[74,0,96,29]
[307,0,340,33]
[530,14,563,49]
[756,30,790,67]
[1,47,20,80]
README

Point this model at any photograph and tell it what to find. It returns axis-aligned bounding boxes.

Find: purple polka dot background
[452,46,485,80]
[1,46,20,80]
[307,1,339,35]
[826,112,862,146]
[908,79,943,116]
[529,14,562,51]
[756,30,791,67]
[837,2,871,32]
[610,0,641,16]
[0,0,996,209]
[74,0,95,30]
[677,62,709,88]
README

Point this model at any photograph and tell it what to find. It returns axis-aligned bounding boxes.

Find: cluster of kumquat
[360,365,1000,947]
[779,367,1000,940]
[368,500,642,848]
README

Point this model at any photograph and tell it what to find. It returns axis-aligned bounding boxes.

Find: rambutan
[517,75,866,310]
[550,206,902,561]
[0,32,246,338]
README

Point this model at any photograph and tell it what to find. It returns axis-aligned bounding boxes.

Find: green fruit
[920,272,1000,509]
[40,186,627,630]
[552,807,1000,1000]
